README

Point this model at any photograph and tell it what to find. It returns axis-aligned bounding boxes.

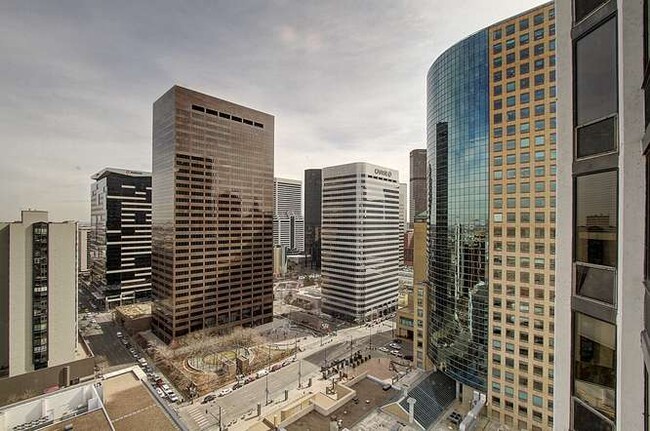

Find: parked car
[382,384,392,391]
[219,388,233,397]
[389,343,401,349]
[256,369,269,378]
[202,394,216,404]
[232,382,242,390]
[379,347,389,352]
[390,350,400,356]
[156,388,166,398]
[168,394,179,403]
[270,364,281,372]
[116,331,123,338]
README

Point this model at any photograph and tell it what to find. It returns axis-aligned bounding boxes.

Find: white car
[256,369,269,378]
[219,388,233,397]
[156,388,166,398]
[161,384,171,392]
[168,394,179,403]
[390,350,400,355]
[116,332,123,338]
[379,347,389,352]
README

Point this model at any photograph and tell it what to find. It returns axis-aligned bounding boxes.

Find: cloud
[0,0,548,221]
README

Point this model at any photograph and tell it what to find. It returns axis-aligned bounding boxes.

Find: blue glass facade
[426,29,489,392]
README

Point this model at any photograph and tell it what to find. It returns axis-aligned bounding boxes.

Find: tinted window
[575,17,618,126]
[574,0,608,23]
[573,313,616,424]
[575,171,617,267]
[576,116,617,158]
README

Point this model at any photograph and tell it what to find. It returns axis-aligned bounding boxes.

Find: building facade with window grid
[487,4,556,430]
[151,86,274,343]
[426,3,556,430]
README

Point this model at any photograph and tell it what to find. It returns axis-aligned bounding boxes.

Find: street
[81,311,135,372]
[179,321,399,429]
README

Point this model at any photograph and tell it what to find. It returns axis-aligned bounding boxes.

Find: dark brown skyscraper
[409,149,427,225]
[304,168,322,269]
[151,86,274,343]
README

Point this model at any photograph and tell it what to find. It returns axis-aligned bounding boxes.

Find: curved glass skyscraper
[427,29,490,392]
[426,4,557,429]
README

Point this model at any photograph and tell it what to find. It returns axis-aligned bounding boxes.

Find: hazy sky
[0,0,546,222]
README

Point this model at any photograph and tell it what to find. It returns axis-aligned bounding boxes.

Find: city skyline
[0,0,547,222]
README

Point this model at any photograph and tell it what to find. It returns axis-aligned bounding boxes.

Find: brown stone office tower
[151,86,274,343]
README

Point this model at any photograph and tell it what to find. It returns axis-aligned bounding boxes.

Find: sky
[0,0,546,222]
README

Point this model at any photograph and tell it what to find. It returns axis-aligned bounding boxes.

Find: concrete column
[407,397,416,424]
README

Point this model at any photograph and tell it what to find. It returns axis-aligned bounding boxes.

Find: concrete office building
[426,3,556,430]
[399,182,407,267]
[412,212,432,371]
[0,211,78,377]
[304,168,322,269]
[409,149,427,226]
[151,86,274,343]
[555,1,648,430]
[273,177,304,254]
[320,162,400,323]
[90,168,152,307]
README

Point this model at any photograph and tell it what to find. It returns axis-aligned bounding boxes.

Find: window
[521,138,530,148]
[535,120,545,131]
[494,43,503,54]
[575,17,618,158]
[534,89,545,101]
[520,93,530,104]
[494,85,503,96]
[520,48,530,60]
[534,74,545,86]
[520,18,529,30]
[535,104,545,116]
[574,171,618,304]
[494,99,503,110]
[520,33,530,44]
[534,58,545,70]
[533,13,544,25]
[507,96,516,107]
[507,110,517,121]
[506,53,515,64]
[494,71,503,82]
[521,107,530,118]
[534,28,544,40]
[575,171,618,267]
[520,153,530,163]
[506,38,515,50]
[535,151,545,162]
[574,0,608,23]
[573,312,616,423]
[521,77,530,89]
[520,63,530,74]
[506,81,516,92]
[506,23,515,35]
[494,28,502,40]
[534,43,544,56]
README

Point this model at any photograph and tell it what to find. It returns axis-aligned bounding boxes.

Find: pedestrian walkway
[186,405,212,429]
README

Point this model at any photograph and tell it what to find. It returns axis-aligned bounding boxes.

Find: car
[156,388,166,398]
[168,394,179,403]
[116,332,123,338]
[219,388,233,397]
[202,394,216,404]
[161,384,170,391]
[256,369,269,378]
[382,384,392,391]
[91,319,97,324]
[379,347,389,352]
[282,359,292,367]
[395,352,404,358]
[270,364,281,372]
[232,382,242,390]
[390,350,400,355]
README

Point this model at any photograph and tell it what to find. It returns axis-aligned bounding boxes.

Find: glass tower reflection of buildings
[426,29,490,393]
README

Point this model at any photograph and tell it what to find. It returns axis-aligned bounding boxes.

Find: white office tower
[321,162,400,322]
[0,210,78,377]
[273,178,304,254]
[398,182,406,267]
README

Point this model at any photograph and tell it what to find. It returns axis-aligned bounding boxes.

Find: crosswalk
[187,405,212,429]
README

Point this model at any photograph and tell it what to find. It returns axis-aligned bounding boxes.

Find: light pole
[266,344,271,405]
